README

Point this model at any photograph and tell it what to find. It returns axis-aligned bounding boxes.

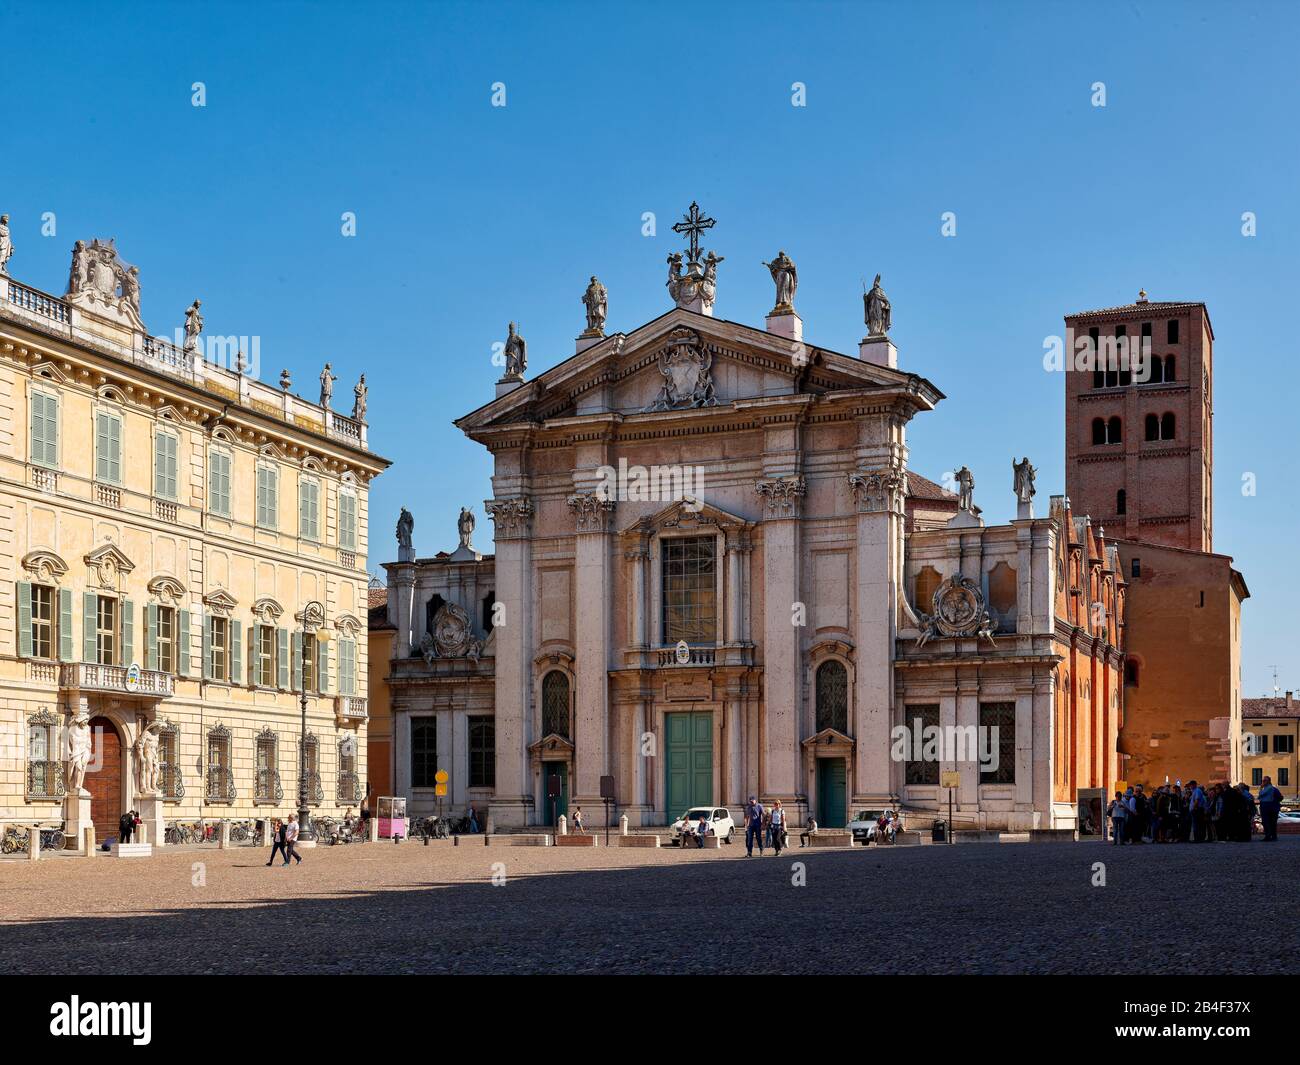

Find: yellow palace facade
[0,235,388,845]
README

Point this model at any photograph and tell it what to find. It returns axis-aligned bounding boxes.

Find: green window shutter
[110,417,122,483]
[210,451,231,515]
[291,631,302,691]
[58,589,73,662]
[278,627,290,688]
[47,393,60,466]
[339,493,356,550]
[230,619,242,683]
[341,638,355,696]
[248,624,258,686]
[202,614,213,680]
[121,599,134,665]
[146,603,158,671]
[154,434,165,496]
[317,636,329,694]
[95,413,109,481]
[17,581,33,658]
[167,435,178,498]
[177,608,190,676]
[31,393,58,467]
[82,592,97,663]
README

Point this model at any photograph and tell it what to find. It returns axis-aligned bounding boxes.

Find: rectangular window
[96,595,117,666]
[661,536,717,644]
[207,730,232,801]
[339,638,356,696]
[31,584,54,659]
[1131,558,1141,579]
[411,719,437,789]
[95,411,123,484]
[338,490,357,550]
[469,717,495,789]
[256,464,279,529]
[157,728,179,798]
[211,616,229,682]
[257,625,275,687]
[1167,319,1179,344]
[1274,735,1295,754]
[30,391,59,468]
[299,477,320,540]
[301,632,317,691]
[1280,768,1291,787]
[256,733,277,801]
[979,702,1017,785]
[1251,767,1263,786]
[157,605,175,674]
[154,431,179,500]
[209,449,232,516]
[904,704,940,786]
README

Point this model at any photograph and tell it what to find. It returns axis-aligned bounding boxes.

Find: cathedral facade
[379,216,1124,831]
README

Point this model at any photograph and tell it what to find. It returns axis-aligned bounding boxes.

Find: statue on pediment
[319,363,337,408]
[955,465,975,512]
[457,507,475,550]
[503,322,527,377]
[1013,456,1037,505]
[396,507,414,552]
[0,214,13,275]
[183,300,203,354]
[763,250,797,313]
[864,273,892,337]
[353,374,367,420]
[581,276,607,336]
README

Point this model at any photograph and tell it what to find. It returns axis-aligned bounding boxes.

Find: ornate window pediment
[85,542,135,591]
[628,497,752,538]
[334,612,362,638]
[253,597,285,624]
[295,600,326,629]
[202,589,238,616]
[147,575,187,603]
[22,549,68,584]
[30,360,69,384]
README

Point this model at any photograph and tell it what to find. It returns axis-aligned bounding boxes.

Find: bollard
[557,814,568,837]
[82,826,95,857]
[28,828,39,861]
[423,833,429,846]
[619,814,629,836]
[218,821,231,849]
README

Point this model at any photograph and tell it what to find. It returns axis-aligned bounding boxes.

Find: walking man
[744,795,765,857]
[1107,791,1128,845]
[284,815,303,865]
[1258,776,1284,841]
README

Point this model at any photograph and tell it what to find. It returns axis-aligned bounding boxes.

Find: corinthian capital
[485,496,534,540]
[755,475,806,517]
[567,492,616,533]
[849,467,907,514]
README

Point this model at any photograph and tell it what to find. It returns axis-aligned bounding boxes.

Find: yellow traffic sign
[434,769,449,784]
[435,783,448,796]
[940,770,961,789]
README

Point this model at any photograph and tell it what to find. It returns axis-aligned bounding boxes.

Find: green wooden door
[665,711,713,821]
[817,758,848,828]
[542,762,569,825]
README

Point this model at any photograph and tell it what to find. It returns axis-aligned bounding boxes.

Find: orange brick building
[1064,294,1247,788]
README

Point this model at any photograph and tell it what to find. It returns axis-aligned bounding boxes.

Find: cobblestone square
[2,838,1293,975]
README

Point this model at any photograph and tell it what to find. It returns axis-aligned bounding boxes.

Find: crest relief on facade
[66,238,145,330]
[643,328,718,412]
[915,572,997,648]
[420,602,483,663]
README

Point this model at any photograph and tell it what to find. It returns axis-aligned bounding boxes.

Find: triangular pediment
[457,307,939,434]
[84,542,135,573]
[623,496,753,536]
[801,727,855,750]
[527,733,576,756]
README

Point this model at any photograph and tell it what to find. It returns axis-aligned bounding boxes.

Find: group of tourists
[1106,776,1287,844]
[265,816,304,866]
[742,796,790,856]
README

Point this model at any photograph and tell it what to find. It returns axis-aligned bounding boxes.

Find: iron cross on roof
[672,201,716,266]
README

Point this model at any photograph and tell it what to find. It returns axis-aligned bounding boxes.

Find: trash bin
[931,819,946,842]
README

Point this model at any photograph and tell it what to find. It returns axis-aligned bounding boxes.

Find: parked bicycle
[1,822,65,853]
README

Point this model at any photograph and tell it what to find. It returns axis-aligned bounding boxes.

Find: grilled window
[815,660,848,734]
[904,704,940,786]
[157,725,181,799]
[979,702,1016,785]
[256,730,278,802]
[542,671,570,738]
[662,536,717,644]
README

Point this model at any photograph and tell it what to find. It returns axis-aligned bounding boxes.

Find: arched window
[411,719,437,788]
[1149,356,1163,384]
[481,591,495,633]
[1116,489,1126,515]
[1163,355,1175,381]
[1145,413,1159,441]
[914,565,941,611]
[542,670,570,739]
[1107,416,1122,444]
[1124,660,1140,688]
[1160,412,1175,440]
[815,660,848,734]
[1092,418,1106,446]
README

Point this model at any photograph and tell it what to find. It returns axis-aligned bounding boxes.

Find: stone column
[957,677,980,815]
[726,539,743,644]
[485,497,534,828]
[725,696,744,805]
[755,475,805,803]
[391,566,416,659]
[569,492,615,807]
[849,466,907,805]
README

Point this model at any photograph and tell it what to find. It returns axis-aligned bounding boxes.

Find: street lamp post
[298,623,314,840]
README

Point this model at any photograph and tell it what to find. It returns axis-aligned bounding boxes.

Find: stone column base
[136,795,166,846]
[64,791,93,846]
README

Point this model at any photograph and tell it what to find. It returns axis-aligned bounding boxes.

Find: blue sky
[2,1,1296,695]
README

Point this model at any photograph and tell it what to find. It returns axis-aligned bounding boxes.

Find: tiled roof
[1243,697,1299,720]
[907,472,957,501]
[1066,300,1205,319]
[367,586,388,610]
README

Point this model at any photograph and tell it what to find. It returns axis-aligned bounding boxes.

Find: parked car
[848,810,888,844]
[670,807,735,845]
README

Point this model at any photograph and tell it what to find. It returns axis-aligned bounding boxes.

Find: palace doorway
[664,710,713,819]
[85,716,123,842]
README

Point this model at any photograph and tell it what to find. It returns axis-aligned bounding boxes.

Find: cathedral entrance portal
[664,711,713,819]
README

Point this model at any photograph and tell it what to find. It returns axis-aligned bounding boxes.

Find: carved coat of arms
[643,327,717,412]
[421,603,483,663]
[66,238,144,329]
[915,572,996,648]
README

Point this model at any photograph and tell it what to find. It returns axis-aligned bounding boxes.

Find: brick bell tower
[1063,292,1213,552]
